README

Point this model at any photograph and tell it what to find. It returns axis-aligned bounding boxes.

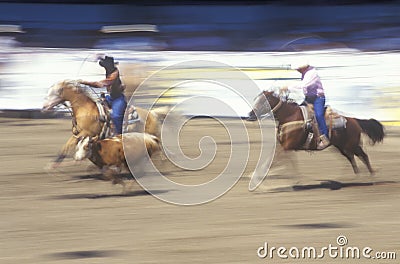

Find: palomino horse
[248,90,385,174]
[42,79,166,166]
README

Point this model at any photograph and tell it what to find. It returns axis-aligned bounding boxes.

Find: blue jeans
[105,94,127,135]
[314,96,328,138]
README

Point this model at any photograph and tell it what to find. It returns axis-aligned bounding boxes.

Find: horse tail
[355,118,385,144]
[150,106,172,122]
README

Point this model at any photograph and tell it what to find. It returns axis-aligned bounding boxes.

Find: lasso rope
[75,53,104,99]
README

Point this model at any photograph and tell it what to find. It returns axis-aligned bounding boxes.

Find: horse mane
[286,100,300,107]
[61,79,98,102]
[266,90,300,108]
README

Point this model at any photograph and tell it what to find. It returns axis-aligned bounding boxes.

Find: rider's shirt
[83,68,124,99]
[105,69,123,99]
[291,66,324,97]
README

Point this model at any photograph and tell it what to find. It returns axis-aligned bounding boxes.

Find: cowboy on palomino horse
[79,55,138,135]
[42,79,169,167]
[281,60,330,150]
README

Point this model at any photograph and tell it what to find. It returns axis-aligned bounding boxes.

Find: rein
[55,86,80,135]
[271,99,283,113]
[258,96,284,119]
[62,102,81,135]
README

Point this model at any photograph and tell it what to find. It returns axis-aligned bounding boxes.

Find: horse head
[42,80,80,111]
[247,90,281,121]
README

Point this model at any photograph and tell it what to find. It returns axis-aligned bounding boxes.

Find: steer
[74,132,161,188]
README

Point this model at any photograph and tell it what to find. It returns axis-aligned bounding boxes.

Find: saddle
[96,99,112,139]
[122,106,141,133]
[300,103,347,149]
[96,100,141,137]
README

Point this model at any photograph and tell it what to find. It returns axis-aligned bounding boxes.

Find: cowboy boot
[317,135,330,150]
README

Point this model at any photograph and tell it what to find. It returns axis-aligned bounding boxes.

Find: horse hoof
[44,162,57,172]
[50,162,61,169]
[122,182,134,195]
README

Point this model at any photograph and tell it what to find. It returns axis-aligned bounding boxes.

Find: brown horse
[248,90,385,174]
[42,79,166,166]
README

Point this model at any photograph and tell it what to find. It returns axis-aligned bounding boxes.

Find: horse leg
[339,148,359,174]
[52,135,79,168]
[269,145,298,175]
[354,145,375,175]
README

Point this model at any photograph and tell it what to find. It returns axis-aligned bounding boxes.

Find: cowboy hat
[290,59,310,70]
[99,56,119,69]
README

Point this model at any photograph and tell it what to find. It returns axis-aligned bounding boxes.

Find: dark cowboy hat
[99,56,118,69]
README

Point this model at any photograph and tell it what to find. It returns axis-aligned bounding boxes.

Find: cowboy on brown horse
[282,61,330,150]
[247,89,384,175]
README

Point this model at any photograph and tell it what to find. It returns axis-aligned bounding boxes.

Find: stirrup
[128,109,140,124]
[317,135,330,150]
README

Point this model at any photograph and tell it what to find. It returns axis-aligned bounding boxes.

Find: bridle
[258,92,283,119]
[270,98,283,113]
[57,82,89,135]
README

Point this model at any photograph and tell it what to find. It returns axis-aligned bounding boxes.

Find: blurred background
[2,0,400,51]
[0,0,399,121]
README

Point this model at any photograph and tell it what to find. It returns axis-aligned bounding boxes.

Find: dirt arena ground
[0,117,399,264]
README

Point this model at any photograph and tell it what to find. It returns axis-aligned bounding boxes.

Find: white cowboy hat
[290,59,310,70]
